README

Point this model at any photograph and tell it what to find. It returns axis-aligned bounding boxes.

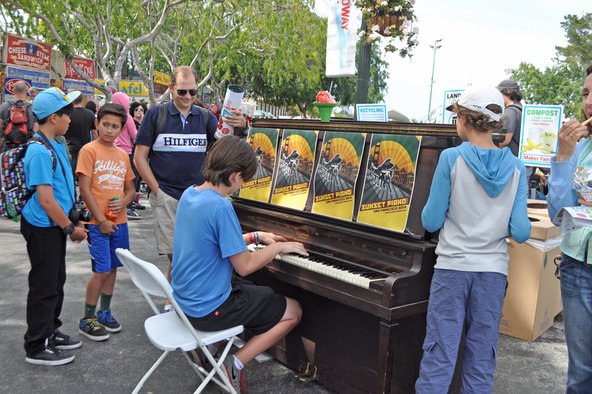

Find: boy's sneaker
[222,356,247,394]
[25,345,75,366]
[127,209,142,220]
[96,309,122,333]
[132,202,146,210]
[79,318,110,341]
[49,330,82,350]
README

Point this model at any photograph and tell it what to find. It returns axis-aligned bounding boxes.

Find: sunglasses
[176,89,198,96]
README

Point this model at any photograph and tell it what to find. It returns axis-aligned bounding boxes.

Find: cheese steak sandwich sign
[5,34,52,71]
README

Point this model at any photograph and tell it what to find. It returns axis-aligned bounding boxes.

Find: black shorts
[187,277,287,335]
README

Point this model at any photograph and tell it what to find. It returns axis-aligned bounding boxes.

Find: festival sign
[62,78,94,95]
[153,70,171,86]
[64,57,96,80]
[7,66,50,89]
[5,34,52,71]
[357,134,422,232]
[519,104,563,169]
[119,81,148,97]
[270,129,318,210]
[239,128,279,202]
[442,89,464,124]
[326,0,361,77]
[311,131,365,220]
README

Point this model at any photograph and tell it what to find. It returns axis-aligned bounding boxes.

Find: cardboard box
[499,208,563,342]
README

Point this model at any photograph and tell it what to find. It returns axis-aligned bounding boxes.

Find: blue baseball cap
[32,87,81,120]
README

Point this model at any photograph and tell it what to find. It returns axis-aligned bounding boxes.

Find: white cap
[446,86,504,122]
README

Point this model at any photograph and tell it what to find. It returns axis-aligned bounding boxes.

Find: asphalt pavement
[1,196,568,394]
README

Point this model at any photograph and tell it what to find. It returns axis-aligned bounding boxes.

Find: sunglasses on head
[176,89,198,96]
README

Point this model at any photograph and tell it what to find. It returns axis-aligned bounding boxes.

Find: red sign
[65,57,95,80]
[5,34,52,71]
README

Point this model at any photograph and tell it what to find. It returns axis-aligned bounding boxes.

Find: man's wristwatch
[62,222,76,235]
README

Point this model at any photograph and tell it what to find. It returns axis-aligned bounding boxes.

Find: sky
[316,0,589,121]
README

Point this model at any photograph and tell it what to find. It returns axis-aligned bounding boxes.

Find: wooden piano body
[233,119,460,393]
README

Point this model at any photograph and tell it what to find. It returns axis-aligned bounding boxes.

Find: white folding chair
[115,248,244,394]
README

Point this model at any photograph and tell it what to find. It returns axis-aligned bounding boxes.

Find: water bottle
[105,197,119,222]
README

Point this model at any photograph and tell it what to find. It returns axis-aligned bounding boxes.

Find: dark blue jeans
[415,269,507,394]
[560,253,592,394]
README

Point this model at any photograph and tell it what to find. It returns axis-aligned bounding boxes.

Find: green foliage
[507,13,591,118]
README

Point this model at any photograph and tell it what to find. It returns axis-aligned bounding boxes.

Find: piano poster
[357,134,422,232]
[312,131,366,220]
[239,127,279,202]
[270,129,318,210]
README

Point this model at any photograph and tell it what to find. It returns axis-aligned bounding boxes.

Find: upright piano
[233,118,459,394]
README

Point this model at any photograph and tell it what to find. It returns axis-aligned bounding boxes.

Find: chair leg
[132,350,170,394]
[193,338,238,394]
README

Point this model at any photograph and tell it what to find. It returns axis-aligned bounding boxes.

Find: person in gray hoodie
[415,86,531,394]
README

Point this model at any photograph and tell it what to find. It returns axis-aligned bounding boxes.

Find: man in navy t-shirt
[134,66,246,298]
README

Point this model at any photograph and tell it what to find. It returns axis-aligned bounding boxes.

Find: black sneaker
[25,345,75,366]
[79,318,110,341]
[50,330,82,350]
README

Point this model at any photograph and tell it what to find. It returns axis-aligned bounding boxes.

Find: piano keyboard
[276,252,387,289]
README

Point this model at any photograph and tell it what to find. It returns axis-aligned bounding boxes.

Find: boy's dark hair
[587,64,592,76]
[97,103,127,127]
[36,103,74,125]
[203,136,257,186]
[453,102,504,133]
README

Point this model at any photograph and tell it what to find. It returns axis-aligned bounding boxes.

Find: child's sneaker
[127,209,142,220]
[96,309,122,333]
[25,345,75,366]
[49,329,82,350]
[222,356,247,394]
[79,318,110,341]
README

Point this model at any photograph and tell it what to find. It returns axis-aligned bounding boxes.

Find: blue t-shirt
[135,102,218,200]
[22,134,75,227]
[171,187,247,318]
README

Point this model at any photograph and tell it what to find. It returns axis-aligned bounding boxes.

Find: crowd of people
[1,63,591,394]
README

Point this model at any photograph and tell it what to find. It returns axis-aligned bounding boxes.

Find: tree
[508,13,591,118]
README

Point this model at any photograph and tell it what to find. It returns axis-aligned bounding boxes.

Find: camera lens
[81,209,93,222]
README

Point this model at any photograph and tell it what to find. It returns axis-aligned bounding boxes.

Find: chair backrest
[115,248,211,346]
[116,248,171,314]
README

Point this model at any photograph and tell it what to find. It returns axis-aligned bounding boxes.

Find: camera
[69,204,93,223]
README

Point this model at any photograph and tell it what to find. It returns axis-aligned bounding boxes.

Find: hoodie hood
[457,142,518,198]
[111,92,136,136]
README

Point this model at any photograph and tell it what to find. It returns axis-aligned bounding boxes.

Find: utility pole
[355,19,371,120]
[427,39,442,121]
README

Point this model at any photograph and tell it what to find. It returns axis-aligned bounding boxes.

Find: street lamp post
[427,39,442,121]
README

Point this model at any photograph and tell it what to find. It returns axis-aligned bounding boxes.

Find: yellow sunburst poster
[357,134,422,232]
[311,132,365,220]
[270,129,318,210]
[239,128,279,202]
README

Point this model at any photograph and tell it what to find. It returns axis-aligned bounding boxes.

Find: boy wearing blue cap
[21,87,88,366]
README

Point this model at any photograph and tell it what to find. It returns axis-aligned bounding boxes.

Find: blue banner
[62,78,94,95]
[6,66,50,89]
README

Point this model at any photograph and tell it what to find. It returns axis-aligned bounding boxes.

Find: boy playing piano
[171,136,308,393]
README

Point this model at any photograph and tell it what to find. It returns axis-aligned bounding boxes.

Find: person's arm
[133,144,159,195]
[36,184,87,241]
[242,231,287,245]
[508,164,531,243]
[229,241,308,277]
[421,150,454,232]
[548,120,589,222]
